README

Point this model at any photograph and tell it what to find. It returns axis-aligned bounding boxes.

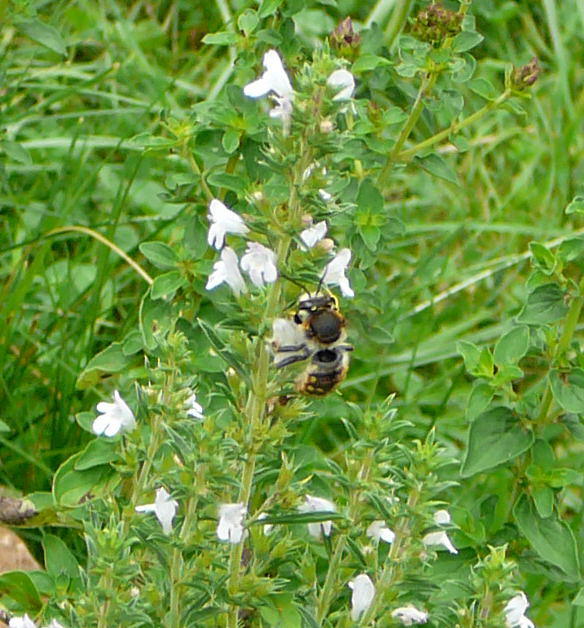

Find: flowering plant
[3,1,571,627]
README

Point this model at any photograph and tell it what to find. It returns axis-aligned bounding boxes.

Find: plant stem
[360,488,420,624]
[225,139,312,626]
[376,71,438,185]
[397,89,513,161]
[316,538,347,623]
[315,450,376,621]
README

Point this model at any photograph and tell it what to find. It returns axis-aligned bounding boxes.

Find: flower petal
[348,574,375,621]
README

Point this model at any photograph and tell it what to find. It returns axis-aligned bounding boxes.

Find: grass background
[1,0,583,624]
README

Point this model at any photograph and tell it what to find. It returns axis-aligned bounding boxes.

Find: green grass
[1,0,584,625]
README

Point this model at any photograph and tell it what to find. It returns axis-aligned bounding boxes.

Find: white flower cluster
[204,198,355,298]
[243,49,355,131]
[92,389,204,438]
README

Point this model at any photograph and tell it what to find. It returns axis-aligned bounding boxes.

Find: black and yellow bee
[272,292,352,396]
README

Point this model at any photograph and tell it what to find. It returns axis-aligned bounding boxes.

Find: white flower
[322,248,354,298]
[244,50,294,128]
[366,520,395,544]
[244,50,293,100]
[299,495,336,538]
[240,242,278,287]
[135,487,178,535]
[348,574,375,621]
[185,392,204,420]
[45,622,66,628]
[391,605,429,625]
[9,616,37,628]
[319,189,333,202]
[269,95,293,126]
[92,390,136,437]
[300,221,327,249]
[504,592,535,628]
[327,69,355,101]
[433,509,451,524]
[217,503,247,543]
[206,246,247,296]
[207,199,249,250]
[422,509,458,554]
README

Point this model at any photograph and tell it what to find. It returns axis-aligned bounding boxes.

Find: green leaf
[76,342,130,389]
[202,31,239,46]
[222,128,241,154]
[451,30,484,53]
[414,153,458,185]
[17,19,67,55]
[549,369,584,413]
[451,52,476,83]
[43,534,81,579]
[360,225,380,251]
[258,0,284,17]
[0,571,42,610]
[356,178,384,212]
[493,326,529,366]
[0,419,10,433]
[53,454,119,507]
[514,495,580,580]
[468,77,498,100]
[207,172,246,193]
[75,439,120,470]
[529,242,556,275]
[562,414,584,441]
[503,99,526,116]
[261,594,302,627]
[565,195,584,215]
[151,270,187,300]
[139,241,178,269]
[237,9,259,35]
[532,486,554,518]
[251,511,343,526]
[516,283,569,325]
[457,340,493,377]
[558,236,584,263]
[466,381,494,420]
[352,54,391,72]
[461,407,534,477]
[139,292,175,351]
[0,140,33,165]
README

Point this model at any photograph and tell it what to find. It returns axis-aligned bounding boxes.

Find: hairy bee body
[296,346,352,396]
[293,294,347,347]
[272,292,352,396]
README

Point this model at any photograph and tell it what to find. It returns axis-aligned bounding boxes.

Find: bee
[293,293,347,347]
[296,345,352,396]
[272,291,352,395]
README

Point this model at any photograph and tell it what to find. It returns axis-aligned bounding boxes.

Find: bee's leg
[277,344,308,353]
[274,345,312,369]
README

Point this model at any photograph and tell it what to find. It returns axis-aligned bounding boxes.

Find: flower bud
[329,17,361,59]
[411,3,462,44]
[319,118,334,133]
[511,57,541,90]
[317,238,336,253]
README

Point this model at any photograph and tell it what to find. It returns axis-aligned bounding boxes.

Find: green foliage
[1,0,584,626]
